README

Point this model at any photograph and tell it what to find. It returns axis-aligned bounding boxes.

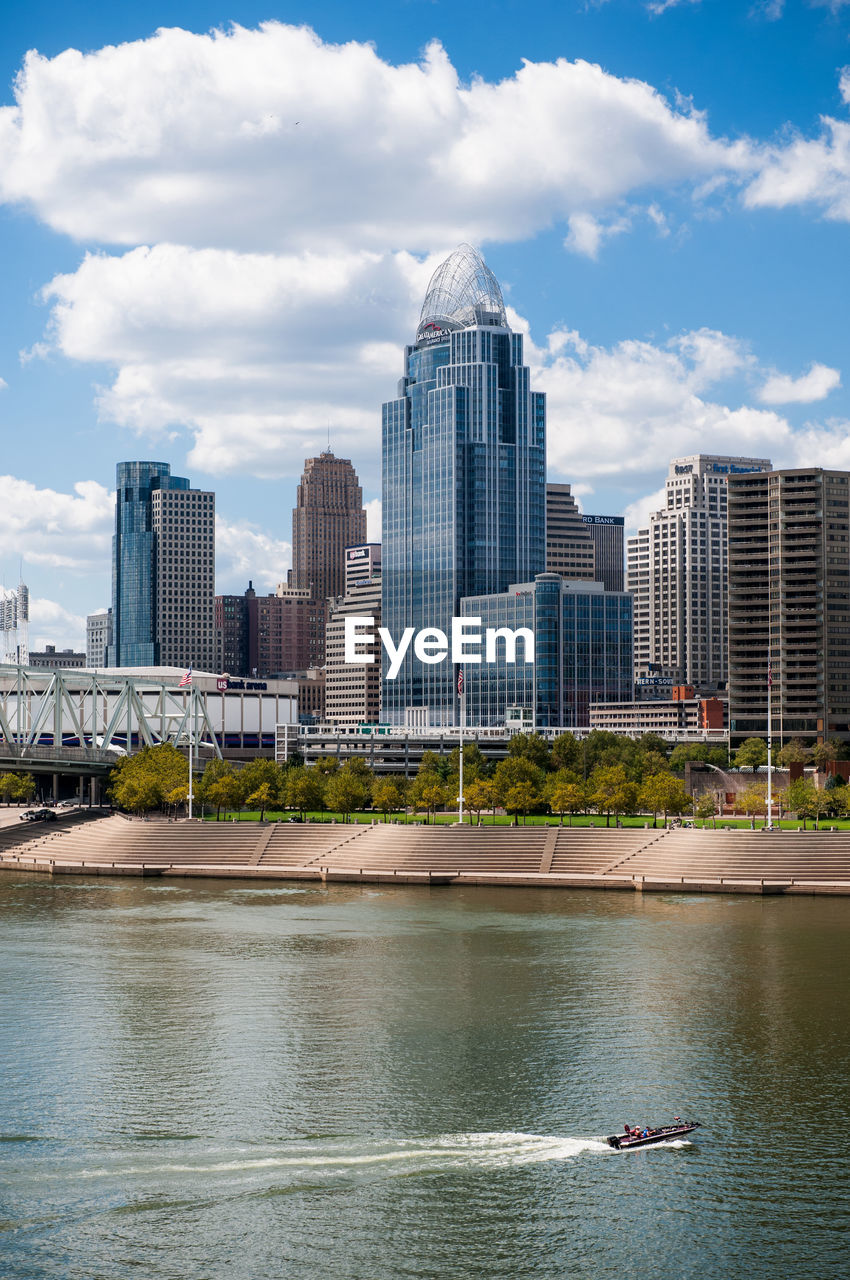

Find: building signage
[674,464,693,475]
[347,547,369,560]
[636,677,674,686]
[418,322,450,343]
[216,674,230,692]
[220,678,268,691]
[582,515,624,526]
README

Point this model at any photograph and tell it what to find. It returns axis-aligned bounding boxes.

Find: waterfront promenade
[3,811,850,894]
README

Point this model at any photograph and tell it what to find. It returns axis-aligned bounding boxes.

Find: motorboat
[607,1121,700,1150]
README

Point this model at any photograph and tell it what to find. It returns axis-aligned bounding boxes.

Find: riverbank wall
[2,812,850,895]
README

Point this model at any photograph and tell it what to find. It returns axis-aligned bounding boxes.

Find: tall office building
[728,468,850,746]
[215,582,321,677]
[546,484,595,580]
[461,575,633,730]
[108,461,215,670]
[626,454,771,690]
[582,515,625,592]
[325,545,383,726]
[86,610,113,667]
[382,244,546,725]
[289,450,366,642]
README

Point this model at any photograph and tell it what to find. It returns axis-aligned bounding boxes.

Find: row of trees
[732,736,849,771]
[105,743,697,825]
[103,731,850,824]
[0,772,36,805]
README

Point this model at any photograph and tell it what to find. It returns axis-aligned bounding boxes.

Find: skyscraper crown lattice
[417,244,508,340]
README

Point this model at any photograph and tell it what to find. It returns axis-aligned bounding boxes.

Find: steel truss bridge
[0,664,222,779]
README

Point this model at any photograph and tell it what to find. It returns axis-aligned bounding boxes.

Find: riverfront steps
[3,815,850,895]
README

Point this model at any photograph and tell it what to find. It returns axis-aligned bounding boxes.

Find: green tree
[464,777,494,826]
[408,773,448,823]
[372,778,405,820]
[639,771,691,828]
[195,758,235,818]
[786,777,818,829]
[109,743,189,814]
[286,767,325,819]
[247,782,276,822]
[240,758,284,806]
[448,742,486,781]
[13,773,36,804]
[669,743,712,772]
[325,763,370,822]
[507,733,551,771]
[0,774,17,805]
[493,757,545,825]
[638,750,670,780]
[417,750,451,782]
[550,732,582,774]
[694,792,718,829]
[733,738,768,771]
[775,739,812,768]
[811,739,847,770]
[735,783,767,829]
[546,771,587,826]
[591,764,638,827]
[206,773,243,821]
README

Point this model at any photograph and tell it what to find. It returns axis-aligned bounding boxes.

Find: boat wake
[58,1132,612,1186]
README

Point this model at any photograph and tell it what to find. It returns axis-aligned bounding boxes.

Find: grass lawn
[201,809,850,831]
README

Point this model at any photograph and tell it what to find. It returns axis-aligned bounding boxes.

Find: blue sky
[2,0,850,646]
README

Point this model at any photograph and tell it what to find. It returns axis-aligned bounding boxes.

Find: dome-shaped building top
[416,244,508,342]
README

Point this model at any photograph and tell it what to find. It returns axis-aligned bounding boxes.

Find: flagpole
[458,666,464,825]
[766,655,773,830]
[188,675,194,820]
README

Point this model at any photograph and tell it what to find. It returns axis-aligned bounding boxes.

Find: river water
[1,876,848,1279]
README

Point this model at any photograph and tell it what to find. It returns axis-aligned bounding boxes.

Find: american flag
[179,668,192,688]
[457,668,464,696]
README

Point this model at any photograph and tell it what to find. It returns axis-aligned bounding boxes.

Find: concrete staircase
[550,826,660,875]
[306,822,549,874]
[610,827,850,883]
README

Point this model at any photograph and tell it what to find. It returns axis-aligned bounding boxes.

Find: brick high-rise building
[728,468,850,746]
[289,452,367,664]
[215,582,321,677]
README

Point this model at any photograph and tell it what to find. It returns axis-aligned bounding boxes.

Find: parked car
[57,800,78,809]
[19,810,38,821]
[30,808,58,823]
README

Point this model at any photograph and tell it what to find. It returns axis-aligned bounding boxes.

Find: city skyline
[2,2,850,648]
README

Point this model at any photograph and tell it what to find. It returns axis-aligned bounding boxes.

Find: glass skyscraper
[461,575,633,730]
[381,245,546,725]
[108,461,215,670]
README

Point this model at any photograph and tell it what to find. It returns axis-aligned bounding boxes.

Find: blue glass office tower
[382,245,546,725]
[461,575,633,729]
[108,461,190,667]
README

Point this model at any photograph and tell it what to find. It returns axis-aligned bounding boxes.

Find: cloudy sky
[2,0,850,648]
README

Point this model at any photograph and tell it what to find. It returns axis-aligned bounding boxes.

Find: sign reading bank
[344,616,535,678]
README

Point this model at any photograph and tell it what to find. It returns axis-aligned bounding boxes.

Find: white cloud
[0,24,752,253]
[622,485,668,535]
[0,376,6,389]
[564,212,631,259]
[215,515,291,593]
[647,0,701,14]
[0,475,113,574]
[758,362,841,404]
[37,244,430,480]
[743,70,850,221]
[525,324,786,484]
[28,597,87,651]
[364,498,382,544]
